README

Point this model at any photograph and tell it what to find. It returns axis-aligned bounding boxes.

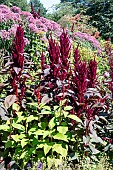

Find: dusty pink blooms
[0,30,10,40]
[104,71,110,78]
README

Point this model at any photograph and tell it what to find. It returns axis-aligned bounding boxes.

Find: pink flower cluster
[74,32,102,54]
[0,4,62,38]
[0,5,21,22]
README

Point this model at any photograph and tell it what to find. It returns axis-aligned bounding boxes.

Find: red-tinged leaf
[13,67,21,74]
[5,62,14,67]
[4,95,17,109]
[41,95,53,104]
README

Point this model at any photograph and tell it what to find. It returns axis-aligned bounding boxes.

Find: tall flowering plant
[10,25,26,103]
[35,31,71,104]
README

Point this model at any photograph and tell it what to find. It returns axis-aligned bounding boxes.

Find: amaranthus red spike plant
[10,25,25,103]
[74,45,80,71]
[88,58,97,88]
[48,35,61,79]
[31,2,40,19]
[73,46,88,103]
[60,30,71,68]
[12,25,24,69]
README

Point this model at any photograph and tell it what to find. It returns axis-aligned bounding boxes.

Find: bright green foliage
[0,102,82,168]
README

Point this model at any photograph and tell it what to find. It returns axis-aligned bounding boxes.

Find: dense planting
[0,4,113,170]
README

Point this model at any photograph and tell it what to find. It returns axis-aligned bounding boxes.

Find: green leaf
[64,106,73,111]
[12,103,20,112]
[19,134,26,139]
[54,106,59,110]
[67,114,82,123]
[21,139,28,148]
[28,127,37,133]
[49,117,56,129]
[34,129,45,136]
[43,106,51,111]
[11,134,20,142]
[63,111,68,118]
[26,115,38,123]
[16,116,25,123]
[27,102,38,107]
[43,131,49,138]
[12,123,25,131]
[60,99,67,106]
[20,151,28,159]
[36,144,44,149]
[40,110,52,115]
[53,133,68,142]
[0,125,10,131]
[5,140,14,148]
[52,144,68,157]
[44,144,52,156]
[57,126,68,134]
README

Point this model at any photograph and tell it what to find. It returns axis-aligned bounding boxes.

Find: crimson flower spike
[12,25,25,69]
[60,30,71,68]
[74,45,80,72]
[11,25,25,99]
[31,2,35,14]
[31,2,40,19]
[88,59,97,88]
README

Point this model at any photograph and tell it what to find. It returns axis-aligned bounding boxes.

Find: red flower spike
[88,59,97,88]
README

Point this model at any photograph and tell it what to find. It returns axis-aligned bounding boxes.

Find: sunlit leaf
[67,114,82,123]
[52,144,68,157]
[57,126,68,134]
[11,134,20,142]
[64,106,73,111]
[53,133,68,142]
[12,123,25,131]
[0,125,10,131]
[20,151,28,159]
[44,144,52,155]
[21,139,28,148]
[12,103,20,112]
[49,117,56,129]
[26,115,38,123]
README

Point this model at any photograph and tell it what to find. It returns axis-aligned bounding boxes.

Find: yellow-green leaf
[67,114,82,123]
[49,117,56,129]
[11,134,20,142]
[52,144,68,157]
[44,144,52,155]
[12,123,25,131]
[64,106,73,111]
[12,103,20,112]
[26,115,38,123]
[0,125,10,131]
[21,139,28,148]
[57,126,68,134]
[53,133,68,142]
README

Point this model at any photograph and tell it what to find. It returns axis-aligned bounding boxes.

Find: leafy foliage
[85,0,113,41]
[0,3,113,170]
